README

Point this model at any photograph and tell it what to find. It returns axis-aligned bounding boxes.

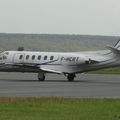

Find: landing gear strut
[38,72,45,81]
[67,73,76,81]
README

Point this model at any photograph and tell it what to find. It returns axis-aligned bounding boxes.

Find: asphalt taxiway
[0,72,120,98]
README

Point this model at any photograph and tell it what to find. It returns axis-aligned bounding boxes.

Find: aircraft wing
[40,65,62,74]
[13,63,38,69]
[13,63,62,74]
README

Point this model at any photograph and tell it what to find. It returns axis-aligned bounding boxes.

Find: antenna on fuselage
[17,47,24,51]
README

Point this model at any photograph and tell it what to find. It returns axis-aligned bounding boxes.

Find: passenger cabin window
[32,55,35,60]
[44,56,47,60]
[26,55,29,60]
[3,56,7,60]
[50,56,54,60]
[38,56,41,60]
[0,57,2,60]
[19,55,23,59]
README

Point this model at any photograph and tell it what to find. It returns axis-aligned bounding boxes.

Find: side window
[0,57,2,60]
[3,56,7,60]
[32,55,35,60]
[19,55,23,59]
[26,55,29,60]
[38,55,41,60]
[50,56,54,60]
[44,56,47,60]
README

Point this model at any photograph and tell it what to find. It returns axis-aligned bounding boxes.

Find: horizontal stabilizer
[106,45,120,54]
[114,39,120,49]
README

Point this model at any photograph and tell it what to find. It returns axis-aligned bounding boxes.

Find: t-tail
[107,39,120,55]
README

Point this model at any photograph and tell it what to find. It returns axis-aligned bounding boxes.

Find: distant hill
[0,33,119,52]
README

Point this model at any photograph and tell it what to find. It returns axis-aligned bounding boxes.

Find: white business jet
[0,40,120,81]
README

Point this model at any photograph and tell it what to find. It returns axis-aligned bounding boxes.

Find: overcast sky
[0,0,120,35]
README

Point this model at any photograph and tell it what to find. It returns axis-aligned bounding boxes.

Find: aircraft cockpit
[0,51,9,63]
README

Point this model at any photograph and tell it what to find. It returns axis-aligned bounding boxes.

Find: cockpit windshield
[0,51,9,60]
[4,52,9,55]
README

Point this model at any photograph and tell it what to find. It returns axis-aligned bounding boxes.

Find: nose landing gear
[38,72,45,81]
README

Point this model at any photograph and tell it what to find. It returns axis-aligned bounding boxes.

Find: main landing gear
[38,72,76,82]
[38,72,45,81]
[67,73,76,82]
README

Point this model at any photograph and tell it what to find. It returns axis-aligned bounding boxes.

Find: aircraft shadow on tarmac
[0,79,120,85]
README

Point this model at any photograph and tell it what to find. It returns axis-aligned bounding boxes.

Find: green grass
[0,97,120,120]
[90,67,120,74]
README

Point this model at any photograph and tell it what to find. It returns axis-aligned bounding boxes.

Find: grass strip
[90,67,120,74]
[0,97,120,120]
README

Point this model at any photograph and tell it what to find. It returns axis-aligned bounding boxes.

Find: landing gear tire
[38,73,45,81]
[67,74,76,82]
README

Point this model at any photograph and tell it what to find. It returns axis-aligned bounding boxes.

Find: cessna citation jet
[0,40,120,81]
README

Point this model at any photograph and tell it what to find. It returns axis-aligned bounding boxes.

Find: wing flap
[40,65,62,74]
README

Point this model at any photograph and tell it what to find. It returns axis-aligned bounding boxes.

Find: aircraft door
[13,53,25,63]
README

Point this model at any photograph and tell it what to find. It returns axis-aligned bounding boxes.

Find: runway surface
[0,72,120,98]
